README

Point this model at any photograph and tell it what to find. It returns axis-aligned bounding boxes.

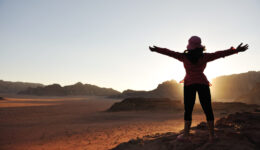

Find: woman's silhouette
[149,36,249,142]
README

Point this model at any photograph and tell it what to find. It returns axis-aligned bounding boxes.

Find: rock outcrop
[112,111,260,150]
[211,71,260,100]
[107,97,259,113]
[109,80,182,99]
[107,97,182,112]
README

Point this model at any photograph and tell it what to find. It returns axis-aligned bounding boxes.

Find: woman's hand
[149,46,163,52]
[235,43,249,52]
[149,46,157,52]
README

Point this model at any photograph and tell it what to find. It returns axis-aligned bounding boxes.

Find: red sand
[0,96,208,150]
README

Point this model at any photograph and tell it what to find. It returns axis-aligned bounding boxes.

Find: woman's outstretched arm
[149,46,184,62]
[205,43,249,62]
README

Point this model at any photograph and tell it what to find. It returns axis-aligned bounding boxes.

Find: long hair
[183,47,206,64]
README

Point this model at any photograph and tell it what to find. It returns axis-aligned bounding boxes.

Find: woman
[149,36,249,142]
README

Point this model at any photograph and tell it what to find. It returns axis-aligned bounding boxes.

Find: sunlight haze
[0,0,259,92]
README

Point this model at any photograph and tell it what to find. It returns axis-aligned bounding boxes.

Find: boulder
[107,97,182,112]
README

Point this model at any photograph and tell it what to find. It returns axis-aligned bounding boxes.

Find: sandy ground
[0,96,213,150]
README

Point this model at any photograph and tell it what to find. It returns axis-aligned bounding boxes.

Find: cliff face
[210,71,260,100]
[18,82,120,96]
[112,111,260,150]
[237,83,260,105]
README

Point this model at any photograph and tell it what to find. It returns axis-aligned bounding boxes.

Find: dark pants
[184,84,214,121]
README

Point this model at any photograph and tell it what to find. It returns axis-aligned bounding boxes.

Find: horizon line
[1,70,259,92]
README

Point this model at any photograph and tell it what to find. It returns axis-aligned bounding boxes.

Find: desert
[0,95,259,150]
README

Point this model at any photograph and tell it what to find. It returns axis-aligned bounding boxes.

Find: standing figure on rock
[149,36,249,142]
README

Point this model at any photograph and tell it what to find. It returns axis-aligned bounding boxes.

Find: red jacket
[154,48,240,86]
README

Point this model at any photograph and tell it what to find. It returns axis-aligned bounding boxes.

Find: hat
[187,36,204,50]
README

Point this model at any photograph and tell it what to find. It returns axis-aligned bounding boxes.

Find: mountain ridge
[18,82,120,96]
[1,71,260,102]
[0,80,44,94]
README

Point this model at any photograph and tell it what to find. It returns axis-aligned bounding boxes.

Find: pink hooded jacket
[154,48,240,86]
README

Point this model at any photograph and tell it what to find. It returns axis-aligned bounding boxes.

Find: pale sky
[0,0,259,92]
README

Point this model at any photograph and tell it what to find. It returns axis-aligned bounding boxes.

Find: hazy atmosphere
[1,1,260,150]
[1,0,260,91]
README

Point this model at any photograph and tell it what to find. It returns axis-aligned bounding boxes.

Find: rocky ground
[112,111,260,150]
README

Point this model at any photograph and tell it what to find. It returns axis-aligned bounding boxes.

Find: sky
[0,0,259,92]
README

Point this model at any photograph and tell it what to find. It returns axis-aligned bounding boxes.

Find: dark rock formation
[112,111,260,150]
[109,80,182,100]
[107,97,259,113]
[0,97,5,100]
[107,97,182,112]
[18,82,120,96]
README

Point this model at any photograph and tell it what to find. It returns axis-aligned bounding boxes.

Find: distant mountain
[18,82,120,96]
[2,70,260,103]
[109,71,260,105]
[18,84,66,96]
[0,80,44,94]
[210,71,260,100]
[63,82,120,96]
[109,80,182,100]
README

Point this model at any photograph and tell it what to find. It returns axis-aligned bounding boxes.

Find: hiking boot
[177,120,191,142]
[207,120,218,142]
